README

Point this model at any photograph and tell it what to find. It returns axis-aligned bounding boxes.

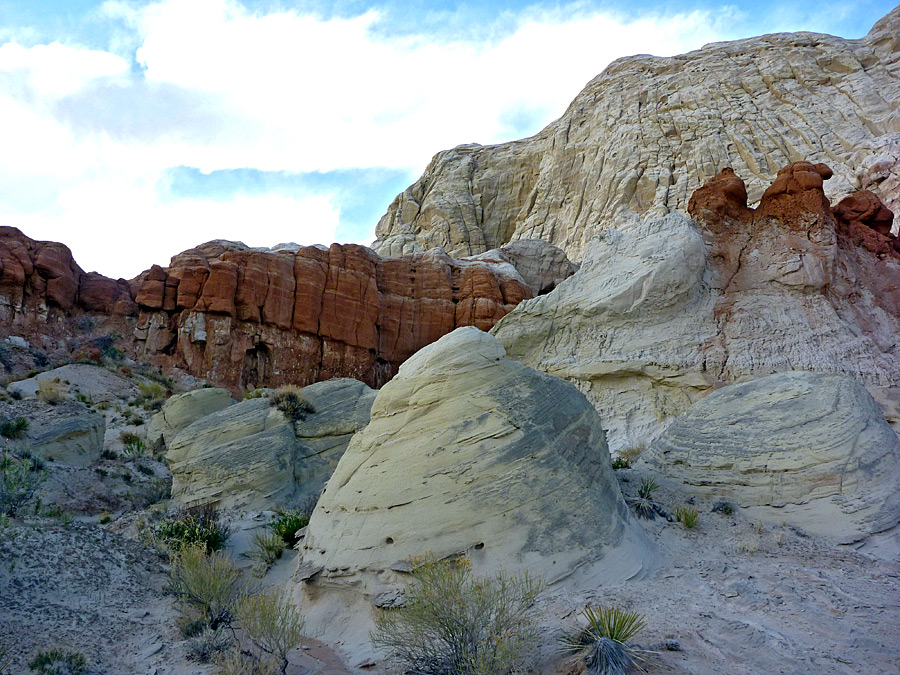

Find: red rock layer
[0,227,532,392]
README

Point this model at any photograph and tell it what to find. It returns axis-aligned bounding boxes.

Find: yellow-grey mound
[641,371,900,552]
[299,327,657,586]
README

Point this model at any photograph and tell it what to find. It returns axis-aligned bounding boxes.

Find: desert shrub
[0,417,28,439]
[234,589,305,671]
[674,505,699,529]
[122,437,148,458]
[0,453,44,516]
[36,379,64,404]
[712,501,734,516]
[637,476,658,500]
[27,649,86,674]
[100,449,118,461]
[169,545,242,628]
[618,446,644,463]
[186,627,232,663]
[269,509,308,547]
[135,463,154,476]
[155,503,232,552]
[251,531,284,575]
[9,390,22,401]
[268,386,315,421]
[629,497,656,520]
[73,392,92,405]
[372,555,541,675]
[243,388,267,400]
[610,456,630,470]
[559,606,647,675]
[213,650,281,675]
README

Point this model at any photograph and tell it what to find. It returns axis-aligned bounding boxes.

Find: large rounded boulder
[642,371,900,546]
[299,327,656,586]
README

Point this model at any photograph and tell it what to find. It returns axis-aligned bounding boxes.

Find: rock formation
[146,388,235,448]
[0,228,558,392]
[641,371,900,548]
[298,328,656,588]
[166,379,375,510]
[131,242,533,392]
[372,8,900,259]
[493,162,900,450]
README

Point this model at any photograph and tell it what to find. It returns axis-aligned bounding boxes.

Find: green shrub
[0,417,28,439]
[270,509,308,547]
[155,503,232,552]
[169,545,242,628]
[610,456,630,470]
[213,650,281,675]
[100,449,118,461]
[268,386,315,421]
[251,530,284,575]
[0,453,44,516]
[637,476,658,500]
[28,649,86,674]
[559,606,647,675]
[675,505,699,529]
[372,555,541,675]
[74,392,92,405]
[234,589,305,671]
[122,437,148,458]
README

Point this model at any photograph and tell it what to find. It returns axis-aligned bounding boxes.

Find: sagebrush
[268,386,316,421]
[169,544,242,628]
[234,589,305,672]
[372,555,541,675]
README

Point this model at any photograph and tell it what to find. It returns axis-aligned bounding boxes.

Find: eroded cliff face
[0,229,549,392]
[492,161,900,450]
[372,7,900,260]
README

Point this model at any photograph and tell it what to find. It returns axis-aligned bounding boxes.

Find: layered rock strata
[298,327,656,588]
[641,372,900,548]
[166,379,375,510]
[493,162,900,450]
[0,228,549,392]
[372,7,900,259]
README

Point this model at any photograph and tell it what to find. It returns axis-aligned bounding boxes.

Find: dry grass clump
[559,606,648,675]
[154,503,232,552]
[250,530,285,577]
[268,386,316,421]
[619,446,645,464]
[36,379,64,404]
[213,651,281,675]
[372,555,541,675]
[27,648,86,674]
[0,452,44,516]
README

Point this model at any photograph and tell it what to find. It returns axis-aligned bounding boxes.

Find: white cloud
[0,0,752,277]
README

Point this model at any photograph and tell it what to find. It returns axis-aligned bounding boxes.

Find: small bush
[610,456,630,470]
[674,505,699,529]
[619,446,644,463]
[234,589,305,671]
[36,379,64,405]
[120,431,140,445]
[155,503,231,552]
[559,606,647,675]
[251,530,284,574]
[1,453,44,516]
[0,417,28,439]
[27,649,86,674]
[122,437,148,458]
[213,651,281,675]
[74,393,92,405]
[100,449,118,461]
[637,476,658,500]
[243,388,267,400]
[270,509,308,547]
[268,386,315,421]
[98,513,112,524]
[185,627,232,663]
[629,497,656,520]
[169,545,242,628]
[372,555,541,675]
[712,501,734,516]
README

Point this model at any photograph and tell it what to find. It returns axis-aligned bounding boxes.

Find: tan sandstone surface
[372,8,900,260]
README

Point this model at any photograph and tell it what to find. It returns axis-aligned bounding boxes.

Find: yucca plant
[637,477,658,500]
[559,605,648,675]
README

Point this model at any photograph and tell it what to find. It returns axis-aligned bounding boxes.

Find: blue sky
[0,0,897,278]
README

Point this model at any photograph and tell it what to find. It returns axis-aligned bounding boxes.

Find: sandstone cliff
[372,7,900,260]
[0,228,563,392]
[492,161,900,450]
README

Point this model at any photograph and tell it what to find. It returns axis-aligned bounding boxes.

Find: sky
[0,0,897,279]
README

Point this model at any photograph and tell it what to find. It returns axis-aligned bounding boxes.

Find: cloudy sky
[1,0,896,278]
